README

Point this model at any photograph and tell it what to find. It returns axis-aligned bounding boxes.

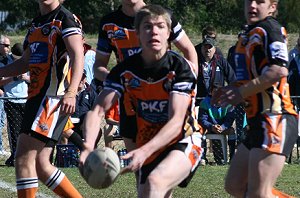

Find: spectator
[0,41,29,167]
[0,35,13,156]
[288,53,300,109]
[83,43,95,85]
[195,24,223,58]
[80,5,202,197]
[198,84,236,165]
[288,33,300,63]
[195,37,236,165]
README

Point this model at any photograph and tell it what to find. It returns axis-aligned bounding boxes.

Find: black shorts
[243,113,298,157]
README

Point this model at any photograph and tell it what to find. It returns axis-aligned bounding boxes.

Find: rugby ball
[82,147,120,189]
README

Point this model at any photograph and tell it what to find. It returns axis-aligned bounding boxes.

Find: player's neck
[121,1,146,17]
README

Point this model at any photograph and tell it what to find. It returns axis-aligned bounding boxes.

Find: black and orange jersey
[104,51,200,164]
[234,17,296,118]
[97,6,184,63]
[24,5,82,99]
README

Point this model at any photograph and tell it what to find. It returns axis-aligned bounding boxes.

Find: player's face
[122,0,143,6]
[138,16,170,54]
[244,0,277,25]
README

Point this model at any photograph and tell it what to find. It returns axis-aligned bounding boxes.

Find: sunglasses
[0,43,10,48]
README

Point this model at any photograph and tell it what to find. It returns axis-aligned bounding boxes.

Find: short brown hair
[134,4,171,34]
[202,25,217,40]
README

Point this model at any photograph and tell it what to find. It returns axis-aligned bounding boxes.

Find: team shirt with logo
[234,16,296,118]
[104,51,200,164]
[97,6,184,63]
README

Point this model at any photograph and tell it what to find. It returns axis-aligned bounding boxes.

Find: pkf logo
[140,100,168,113]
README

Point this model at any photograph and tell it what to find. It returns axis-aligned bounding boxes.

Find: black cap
[202,37,215,47]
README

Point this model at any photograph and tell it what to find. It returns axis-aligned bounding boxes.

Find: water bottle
[118,149,125,168]
[123,149,128,166]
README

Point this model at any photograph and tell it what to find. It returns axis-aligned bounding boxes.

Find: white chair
[205,134,228,164]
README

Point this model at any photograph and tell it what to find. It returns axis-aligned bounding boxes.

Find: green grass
[0,163,300,198]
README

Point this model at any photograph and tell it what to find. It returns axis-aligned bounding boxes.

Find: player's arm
[214,64,288,107]
[0,47,30,78]
[173,33,198,75]
[238,64,288,98]
[61,34,84,114]
[93,51,111,82]
[80,89,119,160]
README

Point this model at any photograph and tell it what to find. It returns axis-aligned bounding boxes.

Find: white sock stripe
[16,178,38,190]
[46,169,65,190]
[45,168,60,187]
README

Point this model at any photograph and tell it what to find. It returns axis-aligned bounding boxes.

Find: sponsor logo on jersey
[112,29,127,39]
[29,42,48,64]
[128,77,140,88]
[121,47,142,59]
[235,53,250,81]
[138,99,168,123]
[270,41,288,62]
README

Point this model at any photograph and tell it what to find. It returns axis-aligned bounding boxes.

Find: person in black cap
[195,37,236,165]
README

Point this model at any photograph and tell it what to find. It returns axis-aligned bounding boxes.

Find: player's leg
[139,150,191,198]
[224,143,249,198]
[36,144,82,198]
[139,133,202,198]
[15,133,44,198]
[248,149,285,198]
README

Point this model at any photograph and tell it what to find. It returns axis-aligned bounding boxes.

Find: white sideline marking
[0,179,54,198]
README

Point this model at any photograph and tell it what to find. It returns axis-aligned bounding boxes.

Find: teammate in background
[212,0,298,197]
[93,0,198,157]
[0,0,84,197]
[80,5,202,197]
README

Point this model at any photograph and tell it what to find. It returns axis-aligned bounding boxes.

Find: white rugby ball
[82,147,120,189]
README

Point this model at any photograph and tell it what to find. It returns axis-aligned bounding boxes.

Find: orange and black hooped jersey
[24,5,82,99]
[234,16,296,118]
[104,51,200,164]
[97,6,184,63]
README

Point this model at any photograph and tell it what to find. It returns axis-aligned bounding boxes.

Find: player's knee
[224,180,245,197]
[147,172,167,191]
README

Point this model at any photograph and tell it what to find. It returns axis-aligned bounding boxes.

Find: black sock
[69,132,83,150]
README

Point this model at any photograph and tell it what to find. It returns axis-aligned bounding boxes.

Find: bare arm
[213,64,288,106]
[123,92,191,172]
[80,89,119,162]
[93,51,111,81]
[174,33,198,75]
[60,34,84,114]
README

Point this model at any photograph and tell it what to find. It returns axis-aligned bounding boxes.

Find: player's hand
[60,96,76,115]
[78,144,92,176]
[120,148,148,174]
[211,86,244,107]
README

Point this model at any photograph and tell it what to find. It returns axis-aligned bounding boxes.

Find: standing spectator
[196,38,236,101]
[0,0,84,197]
[0,35,13,156]
[0,43,29,167]
[213,0,298,197]
[288,33,300,63]
[93,0,198,165]
[195,24,224,58]
[80,5,202,197]
[288,51,300,109]
[198,84,236,165]
[195,37,236,165]
[83,43,95,85]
